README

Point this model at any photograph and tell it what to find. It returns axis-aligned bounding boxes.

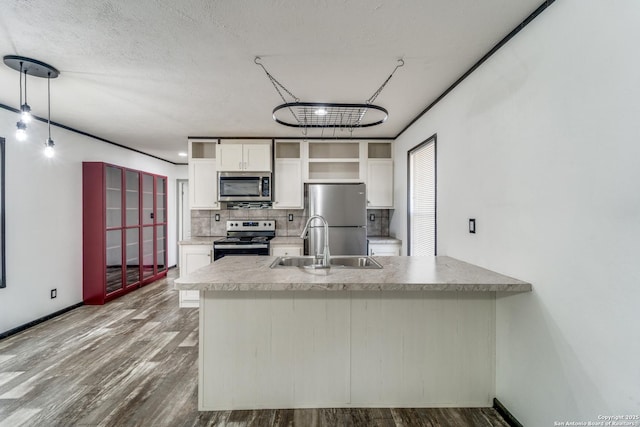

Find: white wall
[390,1,640,424]
[0,108,186,334]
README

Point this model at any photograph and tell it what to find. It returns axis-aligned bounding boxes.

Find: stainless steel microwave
[218,172,272,202]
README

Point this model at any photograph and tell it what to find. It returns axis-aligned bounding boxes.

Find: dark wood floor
[0,269,510,427]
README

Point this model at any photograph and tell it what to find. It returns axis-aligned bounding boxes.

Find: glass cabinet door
[105,229,123,294]
[124,170,141,286]
[156,177,166,223]
[142,174,154,226]
[125,228,140,286]
[156,225,166,271]
[142,226,155,280]
[105,166,122,228]
[125,170,140,226]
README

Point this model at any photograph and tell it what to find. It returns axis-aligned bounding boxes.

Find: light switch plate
[214,214,220,221]
[469,218,476,234]
[288,214,294,221]
[369,214,375,221]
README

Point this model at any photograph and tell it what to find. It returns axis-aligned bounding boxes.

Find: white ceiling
[0,0,546,164]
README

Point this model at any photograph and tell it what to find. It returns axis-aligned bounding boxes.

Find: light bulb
[314,108,328,116]
[44,137,55,158]
[21,104,32,123]
[16,120,27,141]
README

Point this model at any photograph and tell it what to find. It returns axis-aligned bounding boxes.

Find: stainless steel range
[213,220,275,261]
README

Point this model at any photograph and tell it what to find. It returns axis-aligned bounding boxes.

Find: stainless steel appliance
[306,183,367,256]
[218,172,271,202]
[213,220,275,260]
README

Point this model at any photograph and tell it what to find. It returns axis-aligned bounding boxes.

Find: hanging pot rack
[255,57,404,134]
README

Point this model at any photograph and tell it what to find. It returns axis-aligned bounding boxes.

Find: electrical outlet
[469,218,476,234]
[51,289,57,299]
[288,214,293,221]
[369,213,375,221]
[214,214,220,221]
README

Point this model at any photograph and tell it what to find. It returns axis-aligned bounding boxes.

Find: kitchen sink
[270,255,383,269]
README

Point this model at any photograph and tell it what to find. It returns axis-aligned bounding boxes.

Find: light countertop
[368,236,401,244]
[270,237,304,246]
[178,236,223,245]
[174,255,531,292]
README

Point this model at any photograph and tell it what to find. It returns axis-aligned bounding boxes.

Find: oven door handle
[214,244,269,250]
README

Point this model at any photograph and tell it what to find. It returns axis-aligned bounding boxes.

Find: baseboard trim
[493,398,523,427]
[0,302,84,340]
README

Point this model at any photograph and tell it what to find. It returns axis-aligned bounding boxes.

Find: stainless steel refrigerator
[306,183,368,256]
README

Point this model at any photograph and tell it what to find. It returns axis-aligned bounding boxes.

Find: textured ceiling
[0,0,546,163]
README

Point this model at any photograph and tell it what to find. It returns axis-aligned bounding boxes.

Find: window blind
[409,140,435,256]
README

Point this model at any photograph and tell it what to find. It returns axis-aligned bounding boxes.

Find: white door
[408,137,436,256]
[178,180,191,238]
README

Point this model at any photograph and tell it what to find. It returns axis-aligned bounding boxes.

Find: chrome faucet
[300,215,331,268]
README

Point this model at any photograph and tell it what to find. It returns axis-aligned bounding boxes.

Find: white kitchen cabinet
[366,159,393,208]
[178,243,213,308]
[216,142,271,172]
[366,142,393,208]
[305,141,364,182]
[274,159,303,208]
[368,238,401,256]
[188,139,220,210]
[189,160,219,210]
[271,245,303,257]
[273,142,303,209]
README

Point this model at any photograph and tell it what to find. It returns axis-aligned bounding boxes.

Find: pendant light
[3,55,59,149]
[21,69,32,123]
[15,61,28,141]
[44,72,55,158]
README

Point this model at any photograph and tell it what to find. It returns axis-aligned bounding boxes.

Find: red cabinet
[83,162,167,304]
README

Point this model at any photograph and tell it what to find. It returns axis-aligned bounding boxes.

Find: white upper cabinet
[365,142,394,209]
[273,141,303,209]
[244,144,272,171]
[188,139,219,210]
[305,141,364,182]
[216,140,272,172]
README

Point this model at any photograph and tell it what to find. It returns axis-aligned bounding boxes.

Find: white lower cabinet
[270,244,303,257]
[179,244,213,308]
[368,239,401,256]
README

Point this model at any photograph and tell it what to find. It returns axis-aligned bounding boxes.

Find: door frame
[176,179,189,267]
[0,137,5,288]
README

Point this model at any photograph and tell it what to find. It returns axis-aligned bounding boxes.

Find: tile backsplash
[190,208,391,238]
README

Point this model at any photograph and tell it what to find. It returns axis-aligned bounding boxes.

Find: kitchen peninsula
[174,255,531,410]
